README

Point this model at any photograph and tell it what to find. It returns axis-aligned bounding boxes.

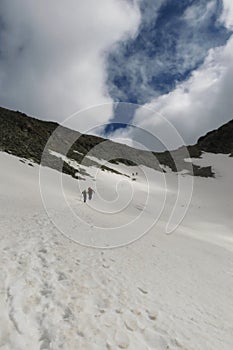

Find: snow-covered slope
[0,151,233,350]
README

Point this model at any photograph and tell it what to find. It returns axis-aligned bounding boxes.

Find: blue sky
[105,0,232,133]
[0,0,233,149]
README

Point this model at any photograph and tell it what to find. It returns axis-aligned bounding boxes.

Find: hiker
[82,189,87,203]
[87,187,95,200]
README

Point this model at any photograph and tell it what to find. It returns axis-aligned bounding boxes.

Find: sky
[1,0,233,150]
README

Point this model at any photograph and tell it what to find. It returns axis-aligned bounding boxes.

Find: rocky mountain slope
[1,106,232,178]
[197,119,233,155]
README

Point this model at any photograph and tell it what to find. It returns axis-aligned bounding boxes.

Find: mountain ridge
[1,106,232,178]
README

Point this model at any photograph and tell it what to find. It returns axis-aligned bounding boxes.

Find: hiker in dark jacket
[87,187,95,200]
[82,189,87,203]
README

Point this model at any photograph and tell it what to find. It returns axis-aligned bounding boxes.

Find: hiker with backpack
[87,187,95,200]
[82,189,87,203]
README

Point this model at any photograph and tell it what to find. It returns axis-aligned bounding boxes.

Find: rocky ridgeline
[1,106,232,178]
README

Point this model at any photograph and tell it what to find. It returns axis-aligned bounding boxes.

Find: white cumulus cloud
[0,0,140,130]
[110,0,233,150]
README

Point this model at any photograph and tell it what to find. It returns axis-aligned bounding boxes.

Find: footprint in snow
[143,328,168,349]
[57,272,67,281]
[138,287,148,295]
[146,308,158,321]
[114,330,130,349]
[102,264,110,269]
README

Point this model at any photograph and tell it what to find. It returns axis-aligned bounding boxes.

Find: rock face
[1,106,232,177]
[197,120,233,156]
[0,107,102,177]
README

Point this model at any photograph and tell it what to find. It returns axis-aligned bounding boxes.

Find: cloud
[106,0,231,107]
[109,0,233,150]
[1,0,233,150]
[119,36,233,150]
[221,0,233,28]
[0,0,140,130]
